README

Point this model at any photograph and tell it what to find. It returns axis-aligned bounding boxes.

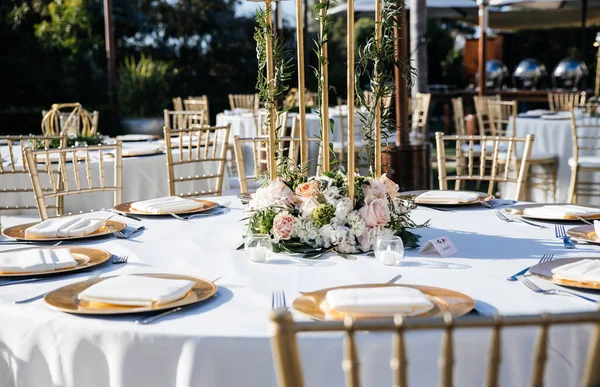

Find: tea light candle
[377,250,398,266]
[247,246,268,263]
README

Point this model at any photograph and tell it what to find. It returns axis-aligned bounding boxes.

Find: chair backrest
[184,96,210,125]
[473,94,501,136]
[435,132,534,200]
[163,110,206,130]
[269,309,600,387]
[229,93,259,111]
[256,111,289,137]
[1,134,67,214]
[163,124,231,197]
[41,103,98,137]
[23,143,123,220]
[172,97,184,111]
[451,97,466,136]
[569,107,600,199]
[284,88,317,108]
[409,92,431,142]
[548,91,587,112]
[487,100,517,137]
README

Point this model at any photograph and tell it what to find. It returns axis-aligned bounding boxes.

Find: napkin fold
[131,196,204,214]
[322,287,434,317]
[0,248,78,274]
[522,205,600,219]
[551,259,600,284]
[25,218,105,238]
[416,190,481,204]
[78,275,195,306]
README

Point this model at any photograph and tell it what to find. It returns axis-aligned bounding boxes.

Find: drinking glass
[374,235,404,266]
[244,234,273,263]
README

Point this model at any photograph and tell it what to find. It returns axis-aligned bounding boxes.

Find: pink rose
[380,173,399,199]
[358,198,390,227]
[271,212,295,241]
[295,181,320,199]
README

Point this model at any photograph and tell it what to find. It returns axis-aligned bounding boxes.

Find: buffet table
[1,197,599,387]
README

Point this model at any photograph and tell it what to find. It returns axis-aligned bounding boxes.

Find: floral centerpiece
[245,168,423,258]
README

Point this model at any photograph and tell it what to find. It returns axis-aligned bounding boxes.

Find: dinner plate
[115,134,157,142]
[293,284,474,321]
[401,190,494,206]
[119,147,164,158]
[504,203,600,221]
[0,247,111,278]
[2,219,126,242]
[529,257,600,290]
[113,199,217,215]
[567,225,600,245]
[44,273,218,315]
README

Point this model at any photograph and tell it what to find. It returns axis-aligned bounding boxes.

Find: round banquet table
[1,197,599,387]
[514,115,600,205]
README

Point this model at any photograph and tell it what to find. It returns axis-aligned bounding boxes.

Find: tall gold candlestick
[374,0,382,177]
[265,2,277,180]
[320,0,330,172]
[296,0,308,167]
[347,0,355,202]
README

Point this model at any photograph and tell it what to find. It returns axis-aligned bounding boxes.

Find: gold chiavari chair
[568,107,600,203]
[23,143,123,220]
[473,94,501,136]
[284,88,318,108]
[172,97,184,111]
[269,309,600,387]
[409,92,431,143]
[163,110,206,130]
[451,97,466,136]
[435,132,535,201]
[548,91,587,112]
[228,93,259,112]
[256,110,289,137]
[184,96,210,125]
[0,134,67,215]
[163,124,231,197]
[41,103,98,137]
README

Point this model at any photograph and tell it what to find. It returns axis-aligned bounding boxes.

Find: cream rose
[271,212,295,241]
[380,173,399,199]
[362,179,386,201]
[295,181,320,199]
[358,198,390,227]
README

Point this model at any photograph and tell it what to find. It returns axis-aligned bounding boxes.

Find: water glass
[374,235,404,266]
[244,234,273,263]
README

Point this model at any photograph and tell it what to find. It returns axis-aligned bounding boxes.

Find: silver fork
[271,290,287,310]
[516,274,597,303]
[113,226,145,239]
[111,255,129,264]
[494,210,546,228]
[506,253,554,281]
[555,224,575,249]
[169,209,226,221]
[14,272,101,304]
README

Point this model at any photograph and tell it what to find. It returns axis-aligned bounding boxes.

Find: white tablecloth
[515,116,600,205]
[0,197,599,387]
[0,142,229,215]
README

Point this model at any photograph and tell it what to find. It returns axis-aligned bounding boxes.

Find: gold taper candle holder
[374,0,382,177]
[295,0,308,168]
[319,0,330,172]
[265,2,277,180]
[347,0,355,202]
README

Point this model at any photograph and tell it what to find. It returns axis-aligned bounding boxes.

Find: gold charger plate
[113,199,217,215]
[529,257,600,290]
[2,219,126,242]
[504,203,600,221]
[401,190,494,206]
[121,149,164,158]
[293,284,475,321]
[567,225,600,245]
[0,247,111,278]
[44,273,217,315]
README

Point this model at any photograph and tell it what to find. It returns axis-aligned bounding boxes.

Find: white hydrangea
[299,197,320,218]
[334,196,352,220]
[322,186,340,205]
[294,218,319,244]
[345,211,366,238]
[319,224,351,248]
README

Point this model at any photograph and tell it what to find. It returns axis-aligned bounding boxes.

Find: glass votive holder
[244,234,273,263]
[374,235,404,266]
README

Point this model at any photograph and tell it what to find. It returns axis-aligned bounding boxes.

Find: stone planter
[120,117,164,136]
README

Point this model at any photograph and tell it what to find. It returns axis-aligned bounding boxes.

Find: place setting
[112,196,229,220]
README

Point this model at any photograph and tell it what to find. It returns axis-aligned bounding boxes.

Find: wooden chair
[451,97,466,136]
[409,92,431,143]
[228,93,259,111]
[42,103,99,137]
[269,308,600,387]
[568,107,600,203]
[284,88,317,108]
[163,124,231,197]
[184,96,210,125]
[23,142,123,220]
[473,94,501,136]
[0,134,67,215]
[435,132,535,201]
[163,110,206,130]
[548,91,587,112]
[172,97,184,111]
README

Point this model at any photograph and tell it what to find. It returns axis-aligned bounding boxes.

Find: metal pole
[477,0,488,97]
[395,7,409,146]
[374,0,383,177]
[347,0,355,202]
[296,0,308,167]
[103,0,118,113]
[319,0,330,172]
[265,2,277,180]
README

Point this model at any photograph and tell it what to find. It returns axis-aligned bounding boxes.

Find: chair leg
[550,159,558,203]
[568,166,578,204]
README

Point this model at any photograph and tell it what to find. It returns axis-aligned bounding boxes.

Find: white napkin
[522,205,600,219]
[115,134,155,142]
[25,217,105,238]
[131,196,204,214]
[78,275,195,306]
[551,259,600,284]
[595,220,600,237]
[416,190,481,204]
[0,248,78,274]
[120,145,163,157]
[323,287,434,317]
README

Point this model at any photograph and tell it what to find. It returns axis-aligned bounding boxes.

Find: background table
[1,197,599,387]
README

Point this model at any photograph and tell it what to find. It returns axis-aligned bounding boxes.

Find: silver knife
[105,209,142,222]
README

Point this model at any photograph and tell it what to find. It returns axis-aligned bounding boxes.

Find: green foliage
[249,208,277,235]
[354,18,375,58]
[311,203,335,227]
[35,133,103,149]
[117,55,178,117]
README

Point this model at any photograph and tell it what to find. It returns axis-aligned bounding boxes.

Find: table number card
[418,236,458,258]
